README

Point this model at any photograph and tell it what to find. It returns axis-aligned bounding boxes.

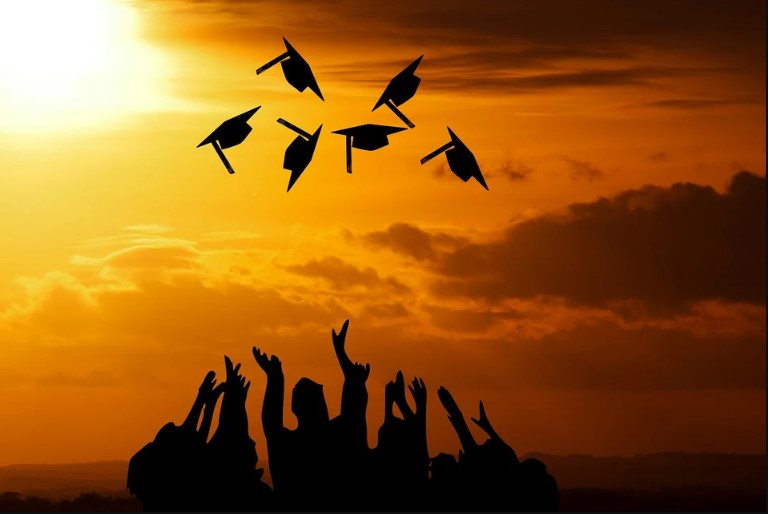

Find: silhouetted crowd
[127,320,558,511]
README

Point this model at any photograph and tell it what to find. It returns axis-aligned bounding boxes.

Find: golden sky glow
[0,0,765,466]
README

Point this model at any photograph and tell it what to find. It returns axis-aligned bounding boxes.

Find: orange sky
[0,0,765,466]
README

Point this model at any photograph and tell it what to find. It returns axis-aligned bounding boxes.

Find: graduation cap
[256,37,324,101]
[197,107,261,174]
[420,126,489,190]
[277,118,322,192]
[332,124,406,174]
[373,55,423,128]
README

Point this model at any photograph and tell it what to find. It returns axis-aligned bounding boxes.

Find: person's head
[430,452,458,483]
[291,377,329,428]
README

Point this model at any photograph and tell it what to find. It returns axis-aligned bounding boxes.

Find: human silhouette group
[127,320,558,511]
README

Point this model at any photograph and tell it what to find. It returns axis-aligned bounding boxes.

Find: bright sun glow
[0,0,176,132]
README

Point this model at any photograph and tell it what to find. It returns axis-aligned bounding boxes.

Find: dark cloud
[636,98,765,110]
[423,304,521,333]
[285,256,410,293]
[500,323,766,391]
[428,171,766,310]
[562,158,605,182]
[649,152,668,162]
[359,222,468,262]
[149,1,764,99]
[159,0,765,60]
[360,302,411,319]
[330,64,716,94]
[495,161,534,181]
[343,319,765,392]
[432,161,533,182]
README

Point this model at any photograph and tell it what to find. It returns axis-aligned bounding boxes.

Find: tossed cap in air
[332,124,406,174]
[256,37,324,101]
[420,126,488,190]
[373,55,423,128]
[277,118,322,192]
[197,106,261,174]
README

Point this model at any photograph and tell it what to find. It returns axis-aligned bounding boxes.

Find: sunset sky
[0,0,765,467]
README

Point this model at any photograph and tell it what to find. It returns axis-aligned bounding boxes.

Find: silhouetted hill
[0,461,128,500]
[523,452,766,490]
[1,453,764,511]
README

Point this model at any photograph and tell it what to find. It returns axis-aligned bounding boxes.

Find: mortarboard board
[372,55,423,128]
[277,118,322,192]
[197,106,261,174]
[332,124,406,174]
[256,37,324,101]
[420,126,489,190]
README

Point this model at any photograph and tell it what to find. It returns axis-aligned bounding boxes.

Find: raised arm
[198,382,225,442]
[183,370,217,430]
[392,370,414,420]
[437,386,477,454]
[471,401,518,461]
[212,356,248,440]
[332,320,370,447]
[408,376,427,423]
[409,376,430,474]
[252,347,285,438]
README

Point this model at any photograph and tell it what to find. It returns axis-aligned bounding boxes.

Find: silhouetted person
[253,319,371,510]
[204,356,273,511]
[436,386,558,511]
[428,452,462,510]
[127,371,223,511]
[371,371,429,509]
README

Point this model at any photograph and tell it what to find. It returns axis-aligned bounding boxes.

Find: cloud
[649,152,668,162]
[562,157,605,182]
[123,224,172,234]
[424,304,521,333]
[284,256,410,293]
[637,98,765,110]
[434,161,533,182]
[71,245,201,270]
[426,171,766,310]
[329,64,718,94]
[359,223,468,262]
[360,302,411,320]
[495,161,534,181]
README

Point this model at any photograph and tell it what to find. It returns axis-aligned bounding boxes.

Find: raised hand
[470,401,498,438]
[332,319,370,382]
[208,382,226,405]
[223,355,241,382]
[408,376,427,414]
[183,370,219,430]
[332,319,352,370]
[252,347,283,377]
[438,385,477,453]
[198,370,218,399]
[392,370,414,419]
[437,386,461,418]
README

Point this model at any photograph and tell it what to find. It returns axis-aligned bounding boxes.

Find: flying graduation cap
[373,55,423,128]
[277,118,322,192]
[420,127,489,190]
[256,37,324,101]
[197,107,261,174]
[332,124,406,174]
